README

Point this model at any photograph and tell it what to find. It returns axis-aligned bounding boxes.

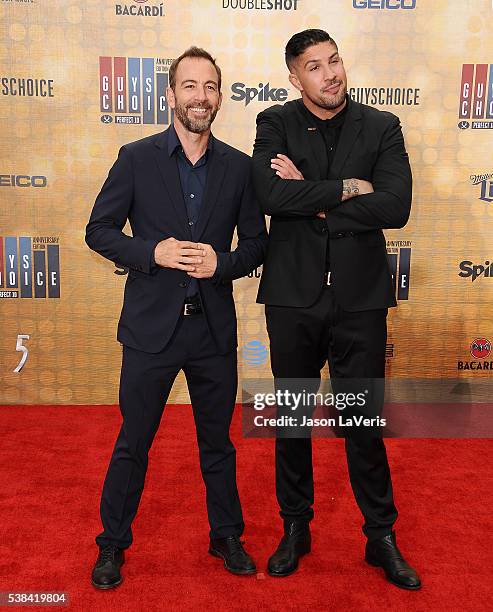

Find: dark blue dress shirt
[168,124,213,297]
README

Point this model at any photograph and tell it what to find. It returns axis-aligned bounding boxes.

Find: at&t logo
[242,340,269,366]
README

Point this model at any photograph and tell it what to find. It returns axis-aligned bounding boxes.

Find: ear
[217,91,223,109]
[166,87,176,109]
[288,72,303,93]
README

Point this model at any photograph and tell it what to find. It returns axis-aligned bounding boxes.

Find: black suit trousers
[265,285,398,541]
[95,313,244,549]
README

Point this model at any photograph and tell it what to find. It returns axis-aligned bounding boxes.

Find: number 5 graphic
[14,334,30,373]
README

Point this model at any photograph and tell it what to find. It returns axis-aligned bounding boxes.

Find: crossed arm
[270,154,373,218]
[252,111,412,233]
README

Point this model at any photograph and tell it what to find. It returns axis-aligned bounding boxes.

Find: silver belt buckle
[326,271,332,286]
[184,303,192,316]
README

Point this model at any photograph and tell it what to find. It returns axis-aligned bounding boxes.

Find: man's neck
[173,119,210,164]
[302,95,347,120]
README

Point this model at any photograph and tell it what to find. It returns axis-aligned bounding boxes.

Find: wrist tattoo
[343,179,359,197]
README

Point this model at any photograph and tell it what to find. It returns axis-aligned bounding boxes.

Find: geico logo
[458,260,493,282]
[0,175,47,187]
[231,82,288,106]
[353,0,416,8]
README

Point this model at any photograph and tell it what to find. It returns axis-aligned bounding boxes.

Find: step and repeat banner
[1,0,492,405]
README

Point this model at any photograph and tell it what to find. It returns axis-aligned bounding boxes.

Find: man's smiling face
[167,57,222,134]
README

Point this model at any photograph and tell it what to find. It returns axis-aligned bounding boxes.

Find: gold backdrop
[1,0,492,405]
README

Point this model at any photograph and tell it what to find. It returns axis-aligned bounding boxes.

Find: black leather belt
[183,295,203,316]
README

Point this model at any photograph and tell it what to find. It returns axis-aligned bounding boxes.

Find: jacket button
[179,282,187,288]
[321,227,327,233]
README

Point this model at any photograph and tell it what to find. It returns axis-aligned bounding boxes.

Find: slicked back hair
[285,29,337,69]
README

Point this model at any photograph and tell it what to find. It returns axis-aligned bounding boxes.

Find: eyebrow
[181,79,218,86]
[304,52,339,68]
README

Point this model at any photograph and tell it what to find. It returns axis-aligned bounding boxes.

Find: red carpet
[0,405,491,611]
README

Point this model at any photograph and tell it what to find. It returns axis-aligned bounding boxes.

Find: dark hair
[285,29,337,69]
[169,46,222,92]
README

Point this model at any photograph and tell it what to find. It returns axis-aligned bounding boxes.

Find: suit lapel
[194,141,227,242]
[153,129,192,239]
[329,101,362,179]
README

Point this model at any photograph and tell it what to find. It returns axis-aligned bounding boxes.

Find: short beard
[307,82,347,112]
[174,102,218,134]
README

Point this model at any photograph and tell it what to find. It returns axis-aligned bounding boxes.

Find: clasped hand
[154,237,217,278]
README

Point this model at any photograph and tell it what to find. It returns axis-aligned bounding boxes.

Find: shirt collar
[167,123,214,158]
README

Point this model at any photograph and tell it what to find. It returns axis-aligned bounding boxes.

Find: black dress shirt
[302,96,349,274]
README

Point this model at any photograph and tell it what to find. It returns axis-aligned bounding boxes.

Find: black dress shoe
[91,544,125,590]
[209,535,256,575]
[267,520,311,577]
[365,531,421,590]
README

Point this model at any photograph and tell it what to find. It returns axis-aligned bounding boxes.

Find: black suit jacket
[252,98,412,311]
[86,128,267,354]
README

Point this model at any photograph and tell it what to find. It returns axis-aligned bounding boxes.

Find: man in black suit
[86,47,267,589]
[252,30,421,589]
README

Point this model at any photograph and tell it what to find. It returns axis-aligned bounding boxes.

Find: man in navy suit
[86,47,267,589]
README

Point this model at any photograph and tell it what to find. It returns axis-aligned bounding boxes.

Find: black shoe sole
[365,556,422,590]
[267,565,299,578]
[91,576,123,590]
[208,548,257,575]
[267,546,310,578]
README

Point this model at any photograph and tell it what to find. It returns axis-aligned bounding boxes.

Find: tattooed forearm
[342,178,360,200]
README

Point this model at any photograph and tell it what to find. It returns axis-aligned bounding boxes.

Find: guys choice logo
[458,63,493,130]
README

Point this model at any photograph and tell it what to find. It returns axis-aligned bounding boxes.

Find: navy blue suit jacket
[86,127,267,354]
